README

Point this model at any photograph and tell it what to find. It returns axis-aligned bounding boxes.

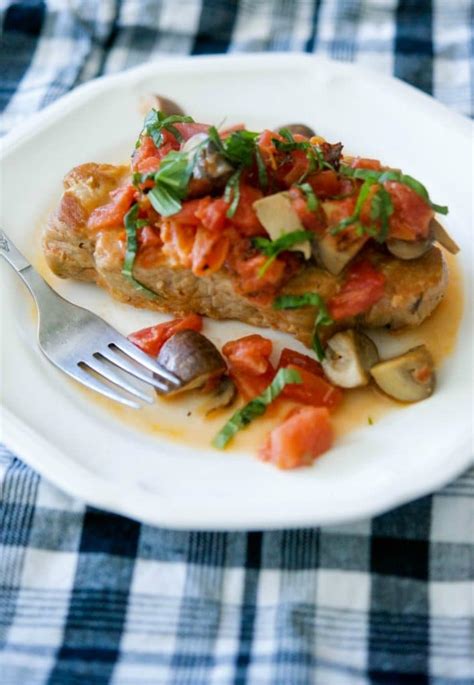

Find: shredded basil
[330,177,393,243]
[146,150,196,216]
[139,109,194,148]
[224,169,243,218]
[339,164,448,215]
[253,230,314,277]
[255,147,268,189]
[212,367,302,449]
[122,204,159,297]
[275,128,336,176]
[296,182,319,212]
[273,292,333,361]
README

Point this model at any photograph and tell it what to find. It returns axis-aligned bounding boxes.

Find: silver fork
[0,231,180,408]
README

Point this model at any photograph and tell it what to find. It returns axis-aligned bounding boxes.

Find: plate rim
[1,53,473,529]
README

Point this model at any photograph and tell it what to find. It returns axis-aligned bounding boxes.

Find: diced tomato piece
[277,149,310,187]
[195,197,229,233]
[138,225,161,249]
[259,406,333,469]
[350,157,383,170]
[277,348,324,377]
[128,314,203,357]
[132,135,178,173]
[191,227,230,276]
[229,364,276,402]
[288,186,326,233]
[171,199,202,226]
[308,170,342,198]
[87,185,136,231]
[223,334,273,375]
[230,183,264,236]
[161,220,196,268]
[282,365,343,411]
[173,122,209,141]
[385,181,433,241]
[234,254,286,296]
[328,260,385,320]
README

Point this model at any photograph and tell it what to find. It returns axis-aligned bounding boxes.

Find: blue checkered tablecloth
[1,2,473,684]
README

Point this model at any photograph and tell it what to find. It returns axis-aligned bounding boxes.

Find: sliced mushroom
[279,123,316,138]
[312,200,368,274]
[370,345,435,402]
[322,330,379,388]
[386,237,433,260]
[156,330,226,396]
[199,376,237,415]
[430,219,460,255]
[182,133,234,189]
[253,192,312,259]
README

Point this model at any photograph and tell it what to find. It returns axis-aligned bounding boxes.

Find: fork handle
[0,230,59,309]
[0,230,31,272]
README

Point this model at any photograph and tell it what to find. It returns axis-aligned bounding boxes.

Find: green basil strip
[296,182,319,212]
[274,292,333,361]
[225,169,242,218]
[212,367,302,449]
[253,230,314,277]
[141,110,194,148]
[339,164,448,215]
[148,186,182,217]
[122,204,159,298]
[255,147,268,189]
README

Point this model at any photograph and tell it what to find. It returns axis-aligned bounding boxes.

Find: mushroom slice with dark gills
[386,236,434,260]
[156,329,227,396]
[430,219,460,255]
[278,123,317,138]
[182,133,235,194]
[322,330,379,388]
[370,345,435,402]
[199,376,237,415]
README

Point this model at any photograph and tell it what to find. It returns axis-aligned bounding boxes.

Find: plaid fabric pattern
[1,1,473,683]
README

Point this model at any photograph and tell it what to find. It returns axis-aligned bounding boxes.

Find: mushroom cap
[370,345,435,402]
[156,330,226,396]
[322,330,379,388]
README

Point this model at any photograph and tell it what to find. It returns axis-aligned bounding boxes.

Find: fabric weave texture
[1,1,473,684]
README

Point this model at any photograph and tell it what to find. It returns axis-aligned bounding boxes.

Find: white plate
[1,54,472,529]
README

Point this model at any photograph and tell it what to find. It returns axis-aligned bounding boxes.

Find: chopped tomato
[161,220,196,268]
[282,365,343,411]
[288,186,326,233]
[195,197,229,233]
[386,181,433,241]
[191,227,230,276]
[173,122,209,141]
[230,183,264,236]
[277,348,324,377]
[132,134,177,173]
[128,314,203,357]
[87,185,136,231]
[308,170,342,198]
[223,334,273,375]
[328,260,385,320]
[171,199,202,226]
[259,406,333,469]
[233,254,286,296]
[350,157,383,170]
[257,129,282,169]
[138,225,161,249]
[277,149,310,187]
[229,364,276,402]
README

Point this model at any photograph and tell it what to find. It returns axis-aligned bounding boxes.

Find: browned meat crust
[43,163,448,348]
